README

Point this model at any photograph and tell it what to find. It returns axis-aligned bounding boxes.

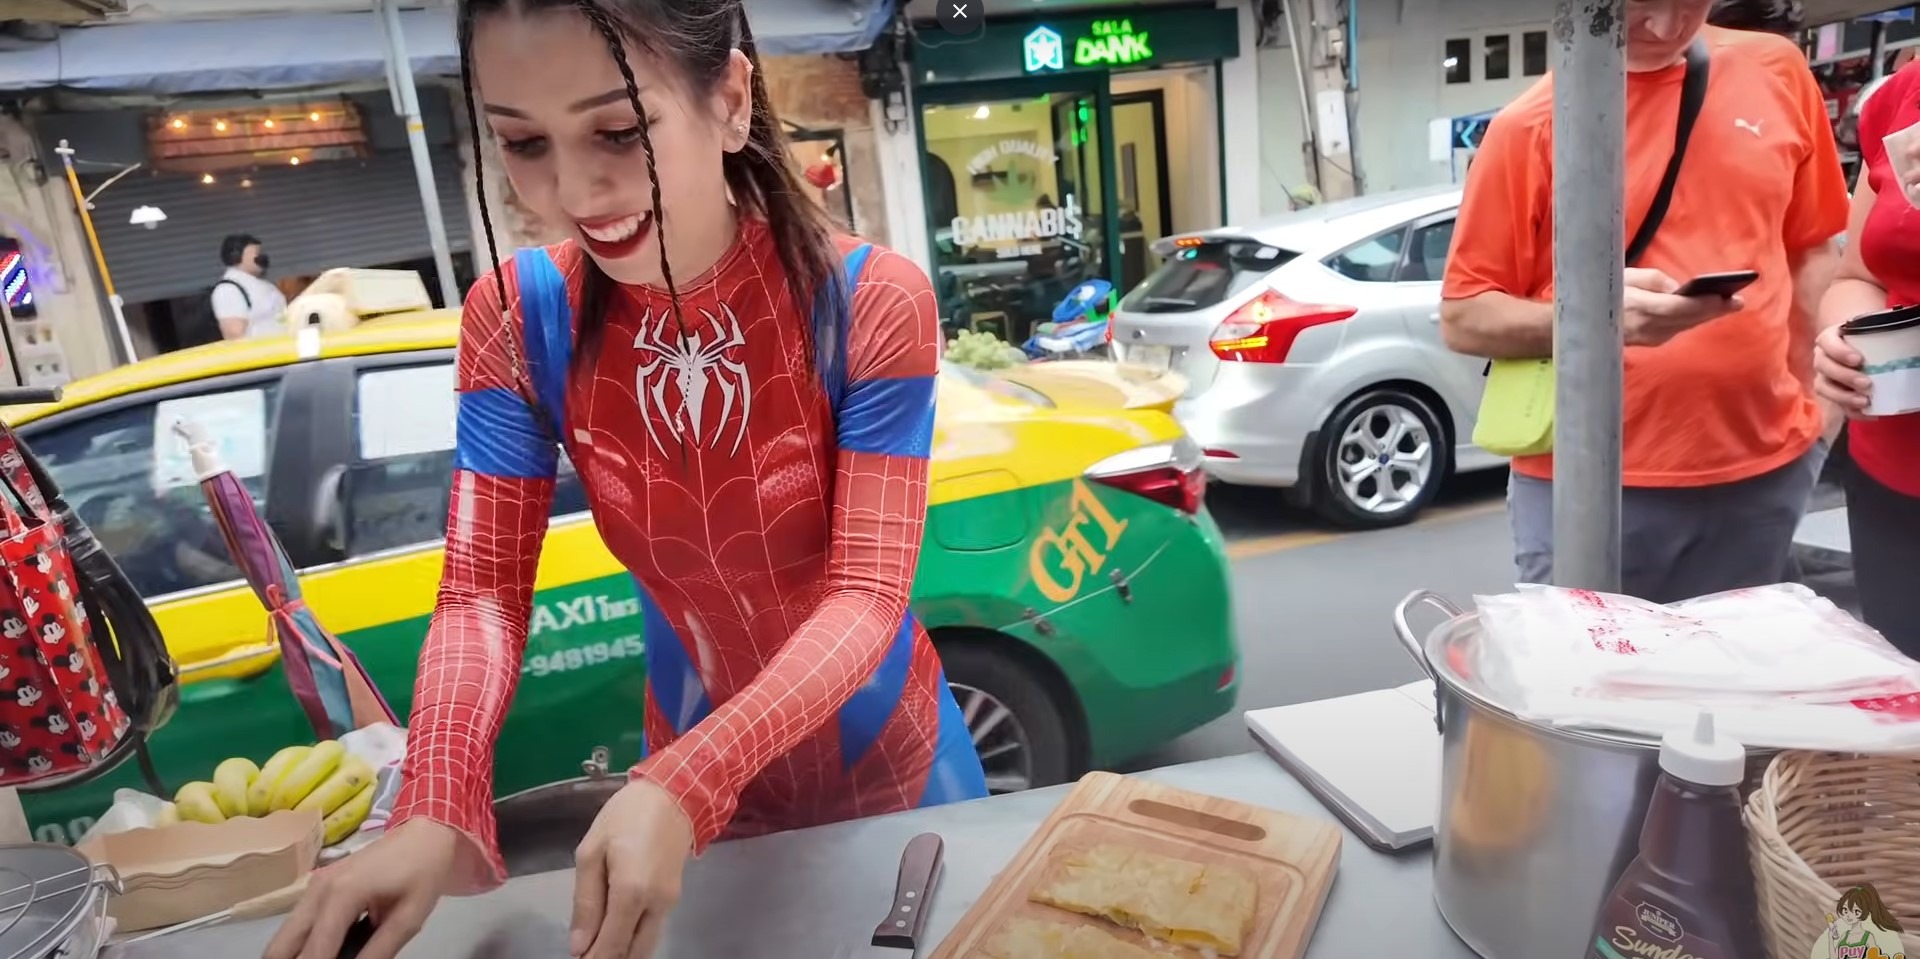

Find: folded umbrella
[174,420,394,739]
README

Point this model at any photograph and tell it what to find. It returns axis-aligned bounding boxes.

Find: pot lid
[0,843,102,959]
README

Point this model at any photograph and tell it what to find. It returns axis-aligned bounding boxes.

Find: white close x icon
[951,2,970,17]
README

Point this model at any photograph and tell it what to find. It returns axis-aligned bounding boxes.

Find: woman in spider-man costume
[267,3,987,959]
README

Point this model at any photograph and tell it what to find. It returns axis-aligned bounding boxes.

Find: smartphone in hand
[1674,270,1759,298]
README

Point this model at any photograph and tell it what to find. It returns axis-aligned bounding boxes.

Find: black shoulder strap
[1625,38,1711,267]
[214,278,252,310]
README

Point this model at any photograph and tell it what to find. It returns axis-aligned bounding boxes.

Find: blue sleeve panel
[515,247,573,439]
[835,375,936,458]
[451,246,572,480]
[454,388,559,479]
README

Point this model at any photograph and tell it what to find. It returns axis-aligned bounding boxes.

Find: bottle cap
[1658,712,1747,787]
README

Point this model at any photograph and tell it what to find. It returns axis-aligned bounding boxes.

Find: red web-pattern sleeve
[387,261,559,893]
[632,248,942,850]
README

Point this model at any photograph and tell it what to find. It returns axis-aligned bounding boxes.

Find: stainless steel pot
[0,843,120,959]
[1392,590,1771,959]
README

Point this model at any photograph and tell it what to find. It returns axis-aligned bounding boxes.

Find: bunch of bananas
[165,740,378,846]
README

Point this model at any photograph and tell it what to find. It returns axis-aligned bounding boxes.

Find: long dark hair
[1836,884,1906,934]
[457,0,844,387]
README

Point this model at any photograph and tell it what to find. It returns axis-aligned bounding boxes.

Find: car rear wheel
[936,640,1075,795]
[1311,387,1447,529]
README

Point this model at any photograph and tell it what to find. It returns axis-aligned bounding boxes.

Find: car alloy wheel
[948,680,1035,794]
[1334,401,1435,515]
[1311,387,1449,529]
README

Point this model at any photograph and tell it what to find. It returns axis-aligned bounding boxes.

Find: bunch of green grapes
[945,329,1029,371]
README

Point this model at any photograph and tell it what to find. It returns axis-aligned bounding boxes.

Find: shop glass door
[919,79,1112,345]
[1111,92,1173,293]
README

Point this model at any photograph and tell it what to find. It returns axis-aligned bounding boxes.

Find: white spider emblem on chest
[632,305,752,456]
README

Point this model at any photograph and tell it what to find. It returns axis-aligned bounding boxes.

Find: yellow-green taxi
[6,307,1238,844]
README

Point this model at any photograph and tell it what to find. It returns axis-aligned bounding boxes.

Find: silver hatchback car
[1109,185,1506,528]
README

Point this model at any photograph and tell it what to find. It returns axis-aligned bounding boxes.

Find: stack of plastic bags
[1474,583,1920,752]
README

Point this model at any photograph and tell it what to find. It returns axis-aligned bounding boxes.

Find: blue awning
[0,1,892,95]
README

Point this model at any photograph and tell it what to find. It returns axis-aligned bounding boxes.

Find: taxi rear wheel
[936,638,1077,795]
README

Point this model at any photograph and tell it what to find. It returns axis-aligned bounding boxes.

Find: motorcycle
[1022,279,1115,362]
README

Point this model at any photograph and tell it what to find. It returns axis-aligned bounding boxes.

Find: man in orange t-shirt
[1440,0,1851,603]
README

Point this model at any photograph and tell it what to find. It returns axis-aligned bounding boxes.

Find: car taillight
[1208,290,1357,363]
[1086,436,1207,515]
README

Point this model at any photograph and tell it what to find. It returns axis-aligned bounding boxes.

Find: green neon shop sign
[920,9,1235,84]
[1074,19,1154,68]
[1022,18,1156,73]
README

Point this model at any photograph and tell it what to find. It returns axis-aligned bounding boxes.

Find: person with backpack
[1440,0,1852,603]
[265,4,981,959]
[210,233,286,340]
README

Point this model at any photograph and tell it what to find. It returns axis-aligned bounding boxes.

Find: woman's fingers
[262,889,321,959]
[359,891,435,959]
[628,910,669,959]
[297,887,368,959]
[570,838,609,957]
[585,867,648,959]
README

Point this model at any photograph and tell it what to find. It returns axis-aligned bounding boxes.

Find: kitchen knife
[121,874,314,943]
[864,832,944,957]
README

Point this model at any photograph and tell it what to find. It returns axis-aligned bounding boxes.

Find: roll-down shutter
[85,148,471,305]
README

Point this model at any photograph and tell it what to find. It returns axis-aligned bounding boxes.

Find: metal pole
[1550,0,1625,592]
[1280,0,1324,193]
[376,0,461,310]
[53,140,138,366]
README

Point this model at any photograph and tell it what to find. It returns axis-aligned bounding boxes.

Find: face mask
[253,252,270,272]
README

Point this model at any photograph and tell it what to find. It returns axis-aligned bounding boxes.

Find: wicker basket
[1745,751,1920,959]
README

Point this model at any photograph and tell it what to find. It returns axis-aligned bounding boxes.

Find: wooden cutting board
[929,772,1342,959]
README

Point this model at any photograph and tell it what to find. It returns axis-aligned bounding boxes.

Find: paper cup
[1843,305,1920,417]
[1887,119,1920,210]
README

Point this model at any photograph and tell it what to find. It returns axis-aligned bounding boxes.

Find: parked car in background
[6,301,1238,845]
[1109,185,1506,528]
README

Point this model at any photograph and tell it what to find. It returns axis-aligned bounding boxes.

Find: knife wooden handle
[872,832,943,948]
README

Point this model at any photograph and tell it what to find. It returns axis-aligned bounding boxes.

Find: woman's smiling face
[468,7,753,286]
[1841,903,1865,927]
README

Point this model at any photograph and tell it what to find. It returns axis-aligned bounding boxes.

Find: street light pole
[1550,0,1625,592]
[53,140,139,366]
[375,0,462,310]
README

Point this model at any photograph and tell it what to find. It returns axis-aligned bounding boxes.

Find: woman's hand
[264,819,462,959]
[1814,324,1877,419]
[569,778,694,959]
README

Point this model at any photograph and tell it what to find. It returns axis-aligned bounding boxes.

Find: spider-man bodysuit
[390,220,988,890]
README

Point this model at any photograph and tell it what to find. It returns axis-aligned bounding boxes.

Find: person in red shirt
[1813,59,1920,657]
[1440,1,1851,603]
[266,3,985,959]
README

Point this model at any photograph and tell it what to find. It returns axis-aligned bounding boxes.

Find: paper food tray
[77,808,323,932]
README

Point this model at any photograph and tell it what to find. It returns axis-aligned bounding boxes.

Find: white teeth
[581,214,645,244]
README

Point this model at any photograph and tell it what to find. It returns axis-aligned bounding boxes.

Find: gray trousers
[1508,443,1825,604]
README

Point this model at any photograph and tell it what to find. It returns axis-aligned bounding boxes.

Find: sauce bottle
[1584,712,1764,959]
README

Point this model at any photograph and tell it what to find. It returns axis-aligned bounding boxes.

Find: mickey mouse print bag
[0,425,129,785]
